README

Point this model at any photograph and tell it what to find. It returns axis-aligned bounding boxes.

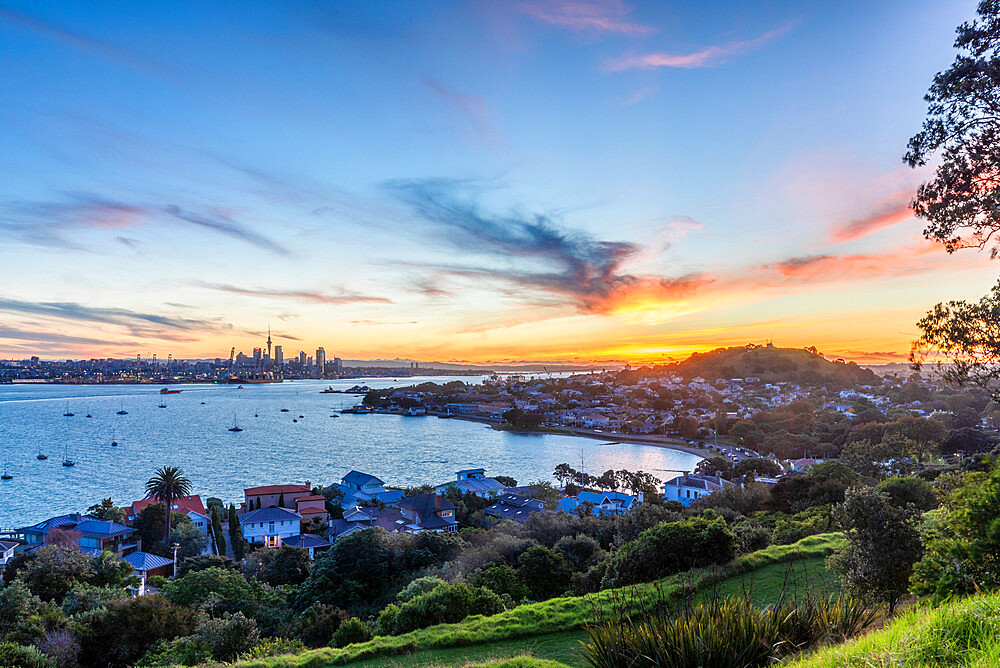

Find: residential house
[282,533,331,559]
[294,495,330,526]
[0,540,16,566]
[332,471,404,508]
[662,473,737,506]
[239,506,302,547]
[124,495,206,523]
[17,514,138,555]
[788,458,822,472]
[483,494,547,524]
[434,468,508,498]
[556,490,637,517]
[398,494,458,533]
[242,483,311,512]
[580,413,611,429]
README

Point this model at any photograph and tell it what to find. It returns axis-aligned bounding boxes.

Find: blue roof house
[434,468,509,498]
[556,491,637,517]
[17,514,138,555]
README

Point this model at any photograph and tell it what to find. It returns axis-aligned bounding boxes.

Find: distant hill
[670,345,879,387]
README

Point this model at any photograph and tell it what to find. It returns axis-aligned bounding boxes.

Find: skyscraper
[253,347,262,364]
[315,347,326,378]
[333,357,343,374]
[274,345,283,366]
[298,351,307,368]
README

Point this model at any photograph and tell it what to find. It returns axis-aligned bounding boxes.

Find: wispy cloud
[517,0,655,36]
[421,79,495,144]
[162,205,290,256]
[385,178,709,313]
[198,283,392,305]
[830,192,914,243]
[0,326,114,346]
[0,298,219,334]
[604,24,792,71]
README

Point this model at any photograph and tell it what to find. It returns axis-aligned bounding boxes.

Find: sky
[0,0,995,365]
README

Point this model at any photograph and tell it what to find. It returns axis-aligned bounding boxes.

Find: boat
[237,385,244,389]
[292,419,298,422]
[280,408,289,412]
[63,402,74,417]
[158,403,167,408]
[37,451,48,460]
[111,428,117,447]
[85,413,92,418]
[329,414,339,418]
[62,446,75,467]
[200,401,206,405]
[1,464,11,480]
[320,386,338,393]
[116,401,128,415]
[160,388,182,394]
[228,415,243,432]
[342,404,374,414]
[298,415,304,418]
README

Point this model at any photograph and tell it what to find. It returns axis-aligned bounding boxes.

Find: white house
[434,468,508,498]
[0,540,16,566]
[662,473,737,506]
[186,510,210,534]
[239,506,302,548]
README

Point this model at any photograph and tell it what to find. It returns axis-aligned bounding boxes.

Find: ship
[341,404,374,414]
[160,388,182,394]
[320,386,338,393]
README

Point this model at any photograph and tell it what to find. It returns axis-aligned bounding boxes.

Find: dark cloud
[0,326,113,346]
[384,178,708,312]
[198,283,392,305]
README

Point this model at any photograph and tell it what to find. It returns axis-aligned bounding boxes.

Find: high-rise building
[298,351,307,368]
[315,347,326,378]
[267,326,272,360]
[333,357,343,374]
[274,346,283,365]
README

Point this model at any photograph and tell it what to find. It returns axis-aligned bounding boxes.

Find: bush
[135,637,212,667]
[236,637,306,660]
[395,575,447,603]
[553,534,602,570]
[76,596,198,668]
[876,476,938,511]
[61,583,127,616]
[35,629,80,668]
[391,583,505,634]
[162,566,284,619]
[771,506,832,546]
[0,641,56,668]
[604,511,736,587]
[734,522,770,554]
[176,554,237,577]
[516,546,573,600]
[294,602,347,648]
[472,563,529,601]
[147,575,169,589]
[197,612,261,661]
[377,603,400,635]
[331,617,372,648]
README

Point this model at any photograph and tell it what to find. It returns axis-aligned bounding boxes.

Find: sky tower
[267,325,272,360]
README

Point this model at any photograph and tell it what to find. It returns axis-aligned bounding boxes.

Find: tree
[76,595,198,668]
[86,498,125,522]
[516,546,573,600]
[91,550,138,589]
[210,505,226,556]
[15,545,94,603]
[830,487,922,612]
[144,466,192,547]
[494,475,517,488]
[553,463,577,488]
[733,457,782,478]
[227,504,246,561]
[695,456,733,479]
[169,521,208,561]
[876,476,938,512]
[472,563,529,601]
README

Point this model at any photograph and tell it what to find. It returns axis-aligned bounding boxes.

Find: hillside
[670,345,879,387]
[233,534,843,668]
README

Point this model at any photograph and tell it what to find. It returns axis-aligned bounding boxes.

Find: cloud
[830,193,914,242]
[198,283,392,305]
[0,298,220,335]
[421,79,495,144]
[162,205,290,256]
[517,0,655,36]
[757,245,939,282]
[385,178,709,312]
[604,24,792,71]
[0,326,114,346]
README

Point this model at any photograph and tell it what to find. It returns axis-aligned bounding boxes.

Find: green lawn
[234,533,845,668]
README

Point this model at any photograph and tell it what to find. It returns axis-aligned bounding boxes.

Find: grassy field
[233,533,844,668]
[790,591,1000,667]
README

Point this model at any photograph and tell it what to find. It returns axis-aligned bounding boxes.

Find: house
[124,495,206,523]
[186,510,211,535]
[17,514,138,555]
[332,471,405,508]
[123,551,174,579]
[434,468,508,498]
[789,458,822,472]
[294,495,330,526]
[483,494,547,524]
[239,506,302,547]
[0,540,17,566]
[662,473,737,506]
[556,490,637,517]
[398,494,458,533]
[242,484,311,513]
[581,413,611,429]
[282,533,331,559]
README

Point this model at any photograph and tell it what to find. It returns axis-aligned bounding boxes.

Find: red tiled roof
[126,495,206,520]
[244,484,310,496]
[299,507,329,515]
[296,495,325,502]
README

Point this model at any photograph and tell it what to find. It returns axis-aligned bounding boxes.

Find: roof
[282,534,331,549]
[127,495,206,519]
[244,484,310,496]
[399,494,457,514]
[296,495,326,502]
[19,513,87,533]
[484,495,546,523]
[342,471,384,487]
[436,478,508,495]
[73,519,134,537]
[578,490,635,508]
[0,540,18,552]
[298,507,329,516]
[456,468,486,475]
[123,551,174,572]
[663,473,734,490]
[239,506,302,523]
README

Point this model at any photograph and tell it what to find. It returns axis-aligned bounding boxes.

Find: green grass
[789,592,1000,667]
[232,533,844,668]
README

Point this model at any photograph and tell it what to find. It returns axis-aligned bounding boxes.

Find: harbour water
[0,378,702,526]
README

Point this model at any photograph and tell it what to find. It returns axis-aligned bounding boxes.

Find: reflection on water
[0,378,702,526]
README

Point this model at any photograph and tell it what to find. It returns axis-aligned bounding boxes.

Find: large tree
[908,2,1000,396]
[144,466,192,547]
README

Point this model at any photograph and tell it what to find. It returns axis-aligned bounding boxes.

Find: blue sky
[0,0,993,364]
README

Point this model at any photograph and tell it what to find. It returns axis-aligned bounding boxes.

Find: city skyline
[1,0,994,365]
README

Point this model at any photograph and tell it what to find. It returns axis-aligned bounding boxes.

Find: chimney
[637,491,644,503]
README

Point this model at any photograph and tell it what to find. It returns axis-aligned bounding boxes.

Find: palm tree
[144,466,192,547]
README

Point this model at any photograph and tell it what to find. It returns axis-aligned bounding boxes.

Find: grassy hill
[232,534,844,668]
[670,345,879,387]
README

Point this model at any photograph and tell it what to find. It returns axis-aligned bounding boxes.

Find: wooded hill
[662,345,879,387]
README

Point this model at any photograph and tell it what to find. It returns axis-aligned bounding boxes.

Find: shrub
[516,546,573,600]
[61,583,127,616]
[236,637,306,660]
[162,566,284,619]
[554,534,603,570]
[176,554,237,577]
[135,637,212,667]
[876,476,938,511]
[197,612,261,661]
[76,596,198,668]
[147,575,169,589]
[293,602,347,648]
[35,629,80,668]
[604,511,736,587]
[734,522,770,554]
[0,641,56,668]
[377,603,400,635]
[472,563,529,601]
[391,582,504,634]
[395,575,447,603]
[331,617,372,648]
